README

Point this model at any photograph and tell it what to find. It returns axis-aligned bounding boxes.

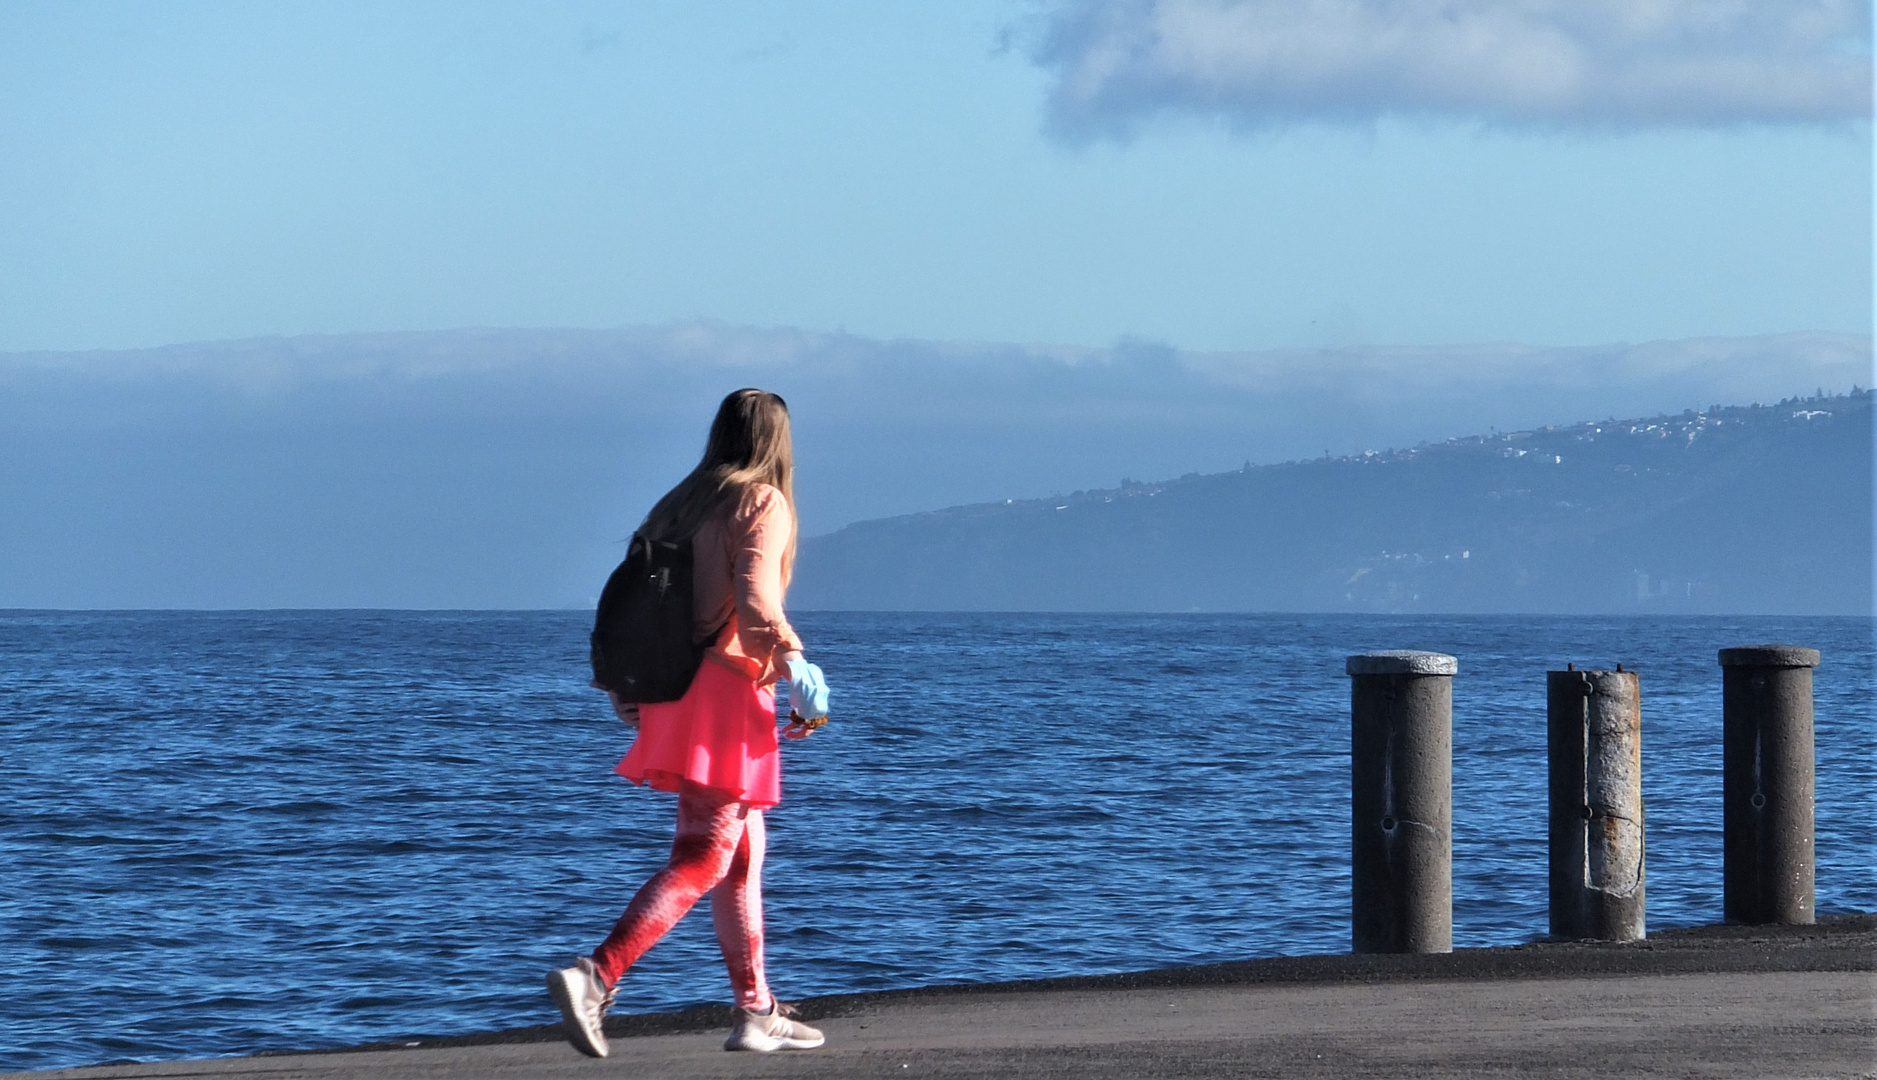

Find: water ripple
[0,610,1870,1070]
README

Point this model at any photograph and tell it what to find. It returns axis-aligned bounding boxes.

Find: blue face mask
[783,657,830,721]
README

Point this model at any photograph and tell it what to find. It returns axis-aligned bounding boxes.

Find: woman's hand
[781,655,829,739]
[592,680,640,729]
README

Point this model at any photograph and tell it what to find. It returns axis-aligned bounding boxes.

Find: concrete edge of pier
[306,910,1874,1055]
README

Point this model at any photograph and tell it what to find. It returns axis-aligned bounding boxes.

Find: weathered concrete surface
[13,916,1874,1080]
[1548,668,1646,941]
[1722,645,1820,925]
[1348,653,1455,954]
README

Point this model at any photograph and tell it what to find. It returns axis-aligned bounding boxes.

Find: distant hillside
[6,327,1864,608]
[792,391,1874,615]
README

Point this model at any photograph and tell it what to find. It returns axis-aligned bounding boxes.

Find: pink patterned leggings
[588,790,772,1011]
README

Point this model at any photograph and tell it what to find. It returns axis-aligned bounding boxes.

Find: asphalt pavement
[13,915,1874,1080]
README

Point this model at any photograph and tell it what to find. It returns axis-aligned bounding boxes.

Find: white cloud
[1033,0,1872,131]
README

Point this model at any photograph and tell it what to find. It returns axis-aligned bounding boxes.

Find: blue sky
[2,0,1870,354]
[2,1,1871,607]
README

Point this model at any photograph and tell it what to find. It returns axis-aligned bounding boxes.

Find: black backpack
[590,533,720,703]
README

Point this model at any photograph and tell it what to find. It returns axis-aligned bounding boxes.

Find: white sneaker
[546,957,614,1058]
[724,1000,825,1052]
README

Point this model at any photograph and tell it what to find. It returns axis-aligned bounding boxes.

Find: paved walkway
[15,918,1875,1080]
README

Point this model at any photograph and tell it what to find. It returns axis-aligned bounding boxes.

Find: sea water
[1,611,1871,1071]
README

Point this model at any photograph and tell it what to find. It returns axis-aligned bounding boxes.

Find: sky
[1,1,1872,607]
[1,0,1870,355]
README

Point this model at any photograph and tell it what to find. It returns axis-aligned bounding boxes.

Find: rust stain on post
[1549,668,1645,941]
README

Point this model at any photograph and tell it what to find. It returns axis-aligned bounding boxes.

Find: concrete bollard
[1720,645,1820,925]
[1348,650,1455,954]
[1547,666,1645,940]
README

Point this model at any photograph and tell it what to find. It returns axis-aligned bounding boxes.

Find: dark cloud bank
[0,325,1867,610]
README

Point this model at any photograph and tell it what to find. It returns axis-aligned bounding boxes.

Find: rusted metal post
[1720,645,1819,925]
[1547,666,1645,940]
[1348,650,1455,954]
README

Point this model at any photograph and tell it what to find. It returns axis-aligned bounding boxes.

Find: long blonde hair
[640,388,797,581]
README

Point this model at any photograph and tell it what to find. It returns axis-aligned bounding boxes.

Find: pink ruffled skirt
[616,658,781,808]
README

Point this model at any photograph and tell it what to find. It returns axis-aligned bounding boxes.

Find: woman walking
[548,389,830,1057]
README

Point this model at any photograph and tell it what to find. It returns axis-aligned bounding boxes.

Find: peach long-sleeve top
[691,483,803,686]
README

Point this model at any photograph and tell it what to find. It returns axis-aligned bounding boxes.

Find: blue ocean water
[0,611,1871,1072]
